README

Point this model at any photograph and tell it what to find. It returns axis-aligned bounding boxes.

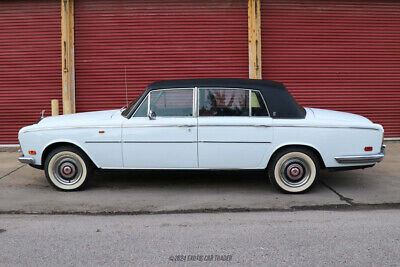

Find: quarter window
[150,89,193,117]
[251,90,269,116]
[199,89,249,116]
[133,95,148,117]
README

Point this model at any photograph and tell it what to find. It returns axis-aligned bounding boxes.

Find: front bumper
[18,157,35,164]
[335,144,386,164]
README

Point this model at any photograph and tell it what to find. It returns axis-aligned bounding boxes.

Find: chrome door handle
[177,125,196,127]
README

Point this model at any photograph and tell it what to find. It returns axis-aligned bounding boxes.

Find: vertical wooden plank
[248,0,262,79]
[61,0,75,114]
[51,99,59,116]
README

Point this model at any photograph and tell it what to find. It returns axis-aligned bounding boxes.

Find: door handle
[177,125,196,127]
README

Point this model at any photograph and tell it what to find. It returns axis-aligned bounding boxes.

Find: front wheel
[268,147,320,193]
[44,146,92,191]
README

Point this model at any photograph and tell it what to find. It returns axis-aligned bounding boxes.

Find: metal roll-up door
[74,0,248,112]
[261,0,400,137]
[0,0,61,144]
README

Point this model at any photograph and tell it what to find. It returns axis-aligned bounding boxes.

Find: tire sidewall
[269,148,319,193]
[45,147,91,191]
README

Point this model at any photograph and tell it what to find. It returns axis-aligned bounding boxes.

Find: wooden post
[51,100,59,116]
[248,0,262,79]
[61,0,75,114]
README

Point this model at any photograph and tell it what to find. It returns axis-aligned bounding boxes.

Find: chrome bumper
[335,145,386,164]
[18,157,35,164]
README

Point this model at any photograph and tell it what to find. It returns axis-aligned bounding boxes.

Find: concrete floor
[1,210,399,266]
[0,142,399,214]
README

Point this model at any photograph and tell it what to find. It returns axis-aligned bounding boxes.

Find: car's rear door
[122,88,197,168]
[197,88,273,169]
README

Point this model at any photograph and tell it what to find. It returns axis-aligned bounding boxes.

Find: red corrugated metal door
[0,0,61,144]
[74,0,248,112]
[262,0,400,137]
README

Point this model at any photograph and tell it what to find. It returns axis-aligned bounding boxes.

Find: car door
[197,88,273,169]
[122,88,197,168]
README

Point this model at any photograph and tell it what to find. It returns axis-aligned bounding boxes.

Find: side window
[150,89,193,117]
[133,95,149,117]
[251,90,269,116]
[199,89,249,116]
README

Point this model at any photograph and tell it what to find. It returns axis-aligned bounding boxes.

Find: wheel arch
[41,141,99,168]
[267,144,326,170]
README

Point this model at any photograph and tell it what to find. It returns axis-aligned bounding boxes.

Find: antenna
[124,66,128,107]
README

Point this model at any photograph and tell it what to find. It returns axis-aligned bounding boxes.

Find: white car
[18,79,385,193]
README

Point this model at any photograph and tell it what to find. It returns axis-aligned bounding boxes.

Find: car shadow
[90,169,269,190]
[88,169,330,194]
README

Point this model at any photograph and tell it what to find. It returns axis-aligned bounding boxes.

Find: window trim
[250,89,270,117]
[132,88,195,118]
[197,87,270,118]
[131,87,270,119]
[132,94,149,118]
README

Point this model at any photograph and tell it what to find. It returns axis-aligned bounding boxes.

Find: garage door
[74,0,248,112]
[261,0,400,137]
[0,0,61,144]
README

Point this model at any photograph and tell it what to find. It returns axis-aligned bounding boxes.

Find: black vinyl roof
[123,78,305,119]
[145,78,305,119]
[147,78,286,91]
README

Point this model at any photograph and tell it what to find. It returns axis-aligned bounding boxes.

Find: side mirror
[148,110,156,120]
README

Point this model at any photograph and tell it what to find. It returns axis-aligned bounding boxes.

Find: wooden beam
[51,99,59,116]
[248,0,262,79]
[61,0,75,114]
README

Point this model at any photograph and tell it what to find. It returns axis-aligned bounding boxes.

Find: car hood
[36,109,121,127]
[307,108,372,124]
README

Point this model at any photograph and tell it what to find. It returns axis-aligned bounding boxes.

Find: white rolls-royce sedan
[18,79,385,193]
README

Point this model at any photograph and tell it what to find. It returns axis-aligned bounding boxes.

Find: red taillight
[364,147,373,151]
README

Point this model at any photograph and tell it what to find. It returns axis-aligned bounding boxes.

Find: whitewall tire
[44,146,92,191]
[268,147,320,193]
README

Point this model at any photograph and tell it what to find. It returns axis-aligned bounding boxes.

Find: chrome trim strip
[124,141,196,143]
[274,125,380,131]
[199,141,271,144]
[198,124,271,128]
[123,124,196,128]
[18,157,35,164]
[335,153,385,164]
[21,125,120,133]
[86,141,196,144]
[85,141,121,144]
[21,124,379,133]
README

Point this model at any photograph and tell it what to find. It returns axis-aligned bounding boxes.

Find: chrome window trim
[248,90,252,116]
[251,89,270,117]
[148,88,195,118]
[197,87,270,118]
[132,94,149,118]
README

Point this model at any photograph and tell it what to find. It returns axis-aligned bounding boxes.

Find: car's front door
[122,88,197,168]
[197,88,273,169]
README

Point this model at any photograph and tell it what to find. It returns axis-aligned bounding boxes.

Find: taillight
[364,147,373,152]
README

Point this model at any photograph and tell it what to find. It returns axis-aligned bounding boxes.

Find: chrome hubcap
[52,155,83,185]
[279,157,311,188]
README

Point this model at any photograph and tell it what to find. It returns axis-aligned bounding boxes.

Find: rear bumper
[18,157,35,164]
[335,145,386,164]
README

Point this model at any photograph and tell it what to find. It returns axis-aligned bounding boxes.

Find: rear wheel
[268,147,320,193]
[44,146,92,191]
